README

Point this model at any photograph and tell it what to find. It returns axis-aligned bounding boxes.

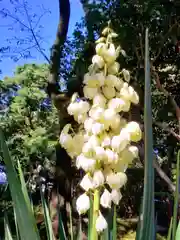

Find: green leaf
[68,203,74,240]
[40,188,55,240]
[173,150,180,239]
[13,207,20,240]
[0,128,40,240]
[167,218,173,240]
[17,160,36,218]
[175,219,180,240]
[57,194,67,240]
[112,205,117,240]
[4,215,13,240]
[137,28,155,240]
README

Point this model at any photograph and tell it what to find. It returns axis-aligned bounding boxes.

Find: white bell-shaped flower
[93,170,105,188]
[102,85,116,99]
[76,193,90,215]
[111,129,130,153]
[103,43,117,64]
[84,118,94,133]
[80,174,94,191]
[92,55,105,69]
[106,172,127,189]
[93,93,107,108]
[96,43,106,56]
[92,122,105,135]
[111,189,122,205]
[59,132,73,150]
[96,211,108,232]
[128,86,139,104]
[100,189,112,208]
[76,154,96,172]
[108,62,120,75]
[83,86,98,99]
[94,146,106,161]
[122,69,130,82]
[125,121,142,142]
[105,149,118,163]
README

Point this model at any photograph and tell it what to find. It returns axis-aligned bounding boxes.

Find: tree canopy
[0,0,180,237]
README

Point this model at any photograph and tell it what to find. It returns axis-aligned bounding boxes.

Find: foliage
[0,31,180,239]
[0,0,180,239]
[65,0,180,203]
[0,63,59,191]
[69,0,180,157]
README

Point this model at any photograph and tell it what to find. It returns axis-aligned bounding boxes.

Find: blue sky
[0,0,84,78]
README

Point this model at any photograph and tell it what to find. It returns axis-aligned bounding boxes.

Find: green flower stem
[91,189,100,240]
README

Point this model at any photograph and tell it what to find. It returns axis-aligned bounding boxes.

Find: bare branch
[0,3,50,63]
[153,156,175,193]
[22,0,50,63]
[33,9,51,31]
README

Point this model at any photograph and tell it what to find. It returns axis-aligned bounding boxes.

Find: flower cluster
[59,26,142,233]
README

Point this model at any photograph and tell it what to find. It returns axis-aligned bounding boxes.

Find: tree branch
[152,19,179,63]
[153,121,180,141]
[152,67,180,134]
[47,0,70,107]
[23,0,50,63]
[153,156,175,193]
[0,5,50,63]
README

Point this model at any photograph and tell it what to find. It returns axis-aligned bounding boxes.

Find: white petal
[96,212,108,232]
[76,193,90,215]
[111,189,122,205]
[100,189,112,208]
[80,174,94,191]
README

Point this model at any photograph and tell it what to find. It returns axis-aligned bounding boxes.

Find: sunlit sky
[0,0,84,78]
